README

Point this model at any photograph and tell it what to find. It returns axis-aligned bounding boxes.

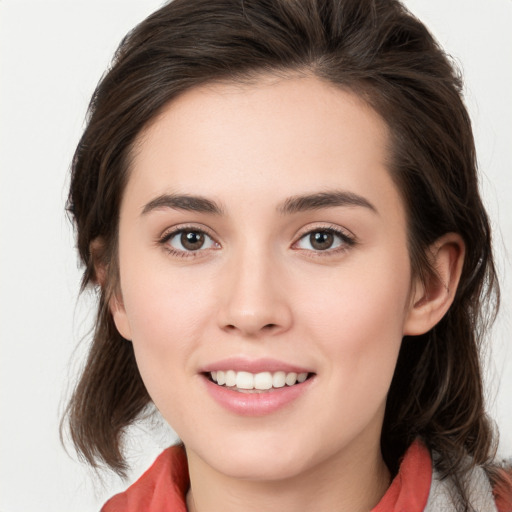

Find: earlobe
[403,233,465,336]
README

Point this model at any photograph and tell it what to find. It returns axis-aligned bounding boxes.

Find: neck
[185,436,391,512]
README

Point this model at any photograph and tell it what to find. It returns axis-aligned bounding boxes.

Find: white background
[0,1,510,511]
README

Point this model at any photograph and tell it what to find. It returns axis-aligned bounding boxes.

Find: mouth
[201,360,316,415]
[205,370,313,393]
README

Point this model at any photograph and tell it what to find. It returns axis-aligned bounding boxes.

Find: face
[112,75,419,482]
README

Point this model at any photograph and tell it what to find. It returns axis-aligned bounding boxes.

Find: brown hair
[64,0,507,507]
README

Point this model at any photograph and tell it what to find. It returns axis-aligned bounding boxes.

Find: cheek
[299,250,411,384]
[304,247,410,324]
[122,254,215,338]
[118,262,217,395]
[122,283,211,422]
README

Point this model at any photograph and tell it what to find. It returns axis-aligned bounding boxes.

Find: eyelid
[293,223,356,241]
[156,222,356,257]
[158,223,221,255]
[158,223,218,242]
[292,223,357,252]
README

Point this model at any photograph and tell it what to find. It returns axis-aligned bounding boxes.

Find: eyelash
[158,225,356,258]
[292,225,356,256]
[158,225,219,258]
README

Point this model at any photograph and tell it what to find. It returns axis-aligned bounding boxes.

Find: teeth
[209,370,309,390]
[254,372,273,390]
[285,372,298,386]
[236,371,254,389]
[297,372,308,383]
[225,370,236,387]
[272,371,286,388]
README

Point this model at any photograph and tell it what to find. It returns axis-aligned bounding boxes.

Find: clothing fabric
[426,461,498,512]
[102,440,509,512]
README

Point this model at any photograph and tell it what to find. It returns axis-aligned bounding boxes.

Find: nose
[217,246,293,338]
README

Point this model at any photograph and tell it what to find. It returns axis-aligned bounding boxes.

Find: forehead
[125,75,403,223]
[135,74,389,164]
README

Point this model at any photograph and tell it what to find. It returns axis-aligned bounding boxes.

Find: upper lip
[200,357,313,374]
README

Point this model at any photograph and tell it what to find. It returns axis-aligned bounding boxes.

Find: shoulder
[377,440,509,512]
[101,445,189,512]
[492,466,512,512]
[426,457,511,512]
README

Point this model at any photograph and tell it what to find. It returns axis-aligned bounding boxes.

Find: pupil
[311,231,333,250]
[181,231,204,250]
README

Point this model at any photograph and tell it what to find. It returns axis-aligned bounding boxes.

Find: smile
[200,358,315,415]
[209,370,309,392]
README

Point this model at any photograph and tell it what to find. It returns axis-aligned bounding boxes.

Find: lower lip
[202,375,314,416]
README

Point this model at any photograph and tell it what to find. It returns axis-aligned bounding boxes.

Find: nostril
[223,323,278,334]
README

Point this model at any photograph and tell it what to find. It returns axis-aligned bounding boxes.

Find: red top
[102,440,511,512]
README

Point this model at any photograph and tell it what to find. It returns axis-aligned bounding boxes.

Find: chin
[188,430,326,482]
[213,452,310,481]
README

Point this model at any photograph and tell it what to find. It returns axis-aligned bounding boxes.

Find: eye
[295,228,354,252]
[163,229,218,253]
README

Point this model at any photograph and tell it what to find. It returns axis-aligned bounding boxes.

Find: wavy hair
[63,0,506,508]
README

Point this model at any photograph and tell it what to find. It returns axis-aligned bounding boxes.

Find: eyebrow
[141,194,224,216]
[141,190,377,217]
[277,191,377,215]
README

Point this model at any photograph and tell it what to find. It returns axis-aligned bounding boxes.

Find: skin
[109,75,464,512]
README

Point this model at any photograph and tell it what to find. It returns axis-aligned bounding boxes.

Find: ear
[403,233,465,336]
[90,237,108,286]
[90,237,133,341]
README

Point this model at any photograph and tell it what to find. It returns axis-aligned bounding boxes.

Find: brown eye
[181,231,205,250]
[295,228,354,253]
[164,229,218,253]
[309,231,334,250]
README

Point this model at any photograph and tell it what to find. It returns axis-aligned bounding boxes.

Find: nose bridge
[218,237,292,336]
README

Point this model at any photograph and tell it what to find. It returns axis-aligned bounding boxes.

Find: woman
[63,0,511,510]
